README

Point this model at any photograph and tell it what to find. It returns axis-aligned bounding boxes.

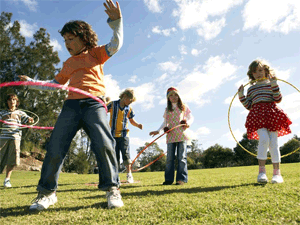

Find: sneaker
[29,192,57,211]
[4,179,12,188]
[127,173,134,183]
[106,186,124,209]
[271,174,284,184]
[162,181,173,185]
[257,173,268,183]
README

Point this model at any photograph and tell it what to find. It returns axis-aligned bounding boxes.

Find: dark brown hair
[59,20,98,50]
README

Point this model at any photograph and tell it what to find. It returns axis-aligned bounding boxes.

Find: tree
[233,133,259,166]
[187,139,203,169]
[135,142,166,172]
[0,12,66,152]
[280,135,300,163]
[202,144,234,168]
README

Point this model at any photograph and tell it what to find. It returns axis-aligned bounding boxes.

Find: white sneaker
[271,174,284,184]
[257,173,268,183]
[127,173,134,183]
[106,186,124,209]
[4,179,12,188]
[29,192,57,211]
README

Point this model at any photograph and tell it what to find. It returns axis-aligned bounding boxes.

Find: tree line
[133,135,300,172]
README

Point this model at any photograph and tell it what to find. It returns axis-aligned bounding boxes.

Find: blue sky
[2,0,300,161]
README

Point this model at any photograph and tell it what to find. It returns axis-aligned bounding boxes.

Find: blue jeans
[37,98,119,194]
[114,137,131,167]
[165,141,188,183]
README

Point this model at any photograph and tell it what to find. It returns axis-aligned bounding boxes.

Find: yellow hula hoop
[228,78,300,159]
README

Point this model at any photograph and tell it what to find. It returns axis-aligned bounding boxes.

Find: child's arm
[104,0,123,57]
[18,75,59,91]
[129,118,143,130]
[270,79,282,103]
[238,85,252,110]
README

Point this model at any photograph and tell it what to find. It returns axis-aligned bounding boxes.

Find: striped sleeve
[271,84,282,103]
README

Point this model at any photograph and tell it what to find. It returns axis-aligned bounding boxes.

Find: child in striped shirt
[0,94,33,188]
[238,59,292,184]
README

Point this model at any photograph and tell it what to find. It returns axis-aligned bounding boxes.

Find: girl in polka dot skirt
[238,59,292,184]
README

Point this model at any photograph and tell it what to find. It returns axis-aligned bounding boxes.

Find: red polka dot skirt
[245,102,292,140]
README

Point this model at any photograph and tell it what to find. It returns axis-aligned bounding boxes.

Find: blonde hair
[247,59,275,83]
[119,88,136,102]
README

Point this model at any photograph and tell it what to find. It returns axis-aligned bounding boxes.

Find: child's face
[63,33,85,56]
[252,65,266,80]
[123,97,134,106]
[168,92,179,103]
[7,97,17,109]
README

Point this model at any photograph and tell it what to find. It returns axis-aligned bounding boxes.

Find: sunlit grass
[0,163,299,224]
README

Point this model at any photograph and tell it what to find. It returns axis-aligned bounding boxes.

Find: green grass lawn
[0,163,299,225]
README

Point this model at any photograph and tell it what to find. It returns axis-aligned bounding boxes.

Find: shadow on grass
[1,182,267,217]
[0,202,110,217]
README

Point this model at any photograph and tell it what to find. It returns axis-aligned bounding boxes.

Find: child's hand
[18,75,30,81]
[238,85,244,97]
[28,117,34,124]
[269,76,278,86]
[138,124,143,130]
[163,127,169,133]
[104,0,122,21]
[180,120,189,129]
[149,131,159,137]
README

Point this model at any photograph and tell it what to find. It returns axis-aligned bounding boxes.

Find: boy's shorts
[0,139,21,173]
[114,137,132,165]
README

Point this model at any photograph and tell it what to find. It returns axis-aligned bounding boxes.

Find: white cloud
[134,83,156,110]
[152,26,177,36]
[50,39,63,52]
[243,0,300,34]
[179,45,187,55]
[197,18,226,40]
[19,20,38,38]
[172,0,243,40]
[280,92,300,121]
[224,95,242,108]
[231,29,240,36]
[191,48,207,56]
[142,52,155,62]
[104,75,121,101]
[158,61,181,73]
[177,55,238,106]
[129,75,139,83]
[143,0,163,13]
[14,0,38,11]
[223,128,244,143]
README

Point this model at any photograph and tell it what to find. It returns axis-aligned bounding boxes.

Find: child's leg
[165,143,176,183]
[37,100,81,194]
[257,128,270,166]
[6,165,14,179]
[269,131,281,174]
[175,141,188,183]
[118,137,131,173]
[82,101,119,190]
[256,128,270,182]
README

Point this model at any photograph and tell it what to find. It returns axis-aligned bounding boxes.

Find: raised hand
[238,84,244,97]
[104,0,122,21]
[18,75,30,81]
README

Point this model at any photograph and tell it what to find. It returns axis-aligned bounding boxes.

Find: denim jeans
[114,137,131,167]
[165,141,188,183]
[37,98,119,194]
